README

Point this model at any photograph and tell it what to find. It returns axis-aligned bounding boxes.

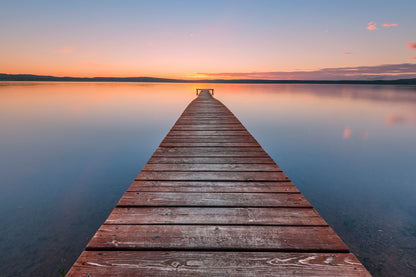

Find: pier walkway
[68,89,370,276]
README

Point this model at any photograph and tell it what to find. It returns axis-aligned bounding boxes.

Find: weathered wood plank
[127,181,299,193]
[136,171,288,181]
[171,127,247,131]
[174,121,242,125]
[172,124,244,128]
[147,156,275,164]
[68,251,370,277]
[160,142,261,147]
[136,171,289,182]
[167,130,252,136]
[152,147,269,157]
[86,225,348,251]
[117,192,310,207]
[142,163,281,171]
[163,136,258,141]
[105,207,327,225]
[155,146,265,152]
[181,113,235,116]
[163,135,257,141]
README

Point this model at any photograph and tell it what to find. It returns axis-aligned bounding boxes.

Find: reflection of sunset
[343,128,352,139]
[385,113,416,125]
[2,82,416,277]
[385,114,406,125]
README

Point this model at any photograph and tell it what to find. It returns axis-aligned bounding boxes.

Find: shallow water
[0,82,415,276]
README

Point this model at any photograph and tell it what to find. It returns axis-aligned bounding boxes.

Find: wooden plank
[171,127,247,131]
[162,139,258,143]
[117,192,310,207]
[172,124,243,128]
[160,142,260,147]
[174,121,241,125]
[163,135,257,141]
[178,114,236,117]
[176,118,239,122]
[147,157,275,164]
[136,171,288,181]
[142,163,281,171]
[152,148,269,157]
[180,114,236,117]
[167,131,250,136]
[155,146,265,152]
[127,181,299,193]
[86,225,348,252]
[151,152,269,157]
[68,251,370,277]
[105,207,327,226]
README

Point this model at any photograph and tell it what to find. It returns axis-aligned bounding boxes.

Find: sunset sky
[1,0,415,80]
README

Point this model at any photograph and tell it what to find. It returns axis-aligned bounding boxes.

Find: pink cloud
[385,114,406,125]
[343,128,351,139]
[342,52,353,55]
[382,23,398,27]
[413,57,416,59]
[197,63,416,81]
[406,42,416,50]
[367,22,377,30]
[52,47,74,54]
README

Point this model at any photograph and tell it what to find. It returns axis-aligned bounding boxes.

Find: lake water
[0,82,415,276]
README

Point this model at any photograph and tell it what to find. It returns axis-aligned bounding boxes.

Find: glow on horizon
[0,0,415,80]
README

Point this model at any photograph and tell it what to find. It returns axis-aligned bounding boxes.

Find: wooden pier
[68,89,370,276]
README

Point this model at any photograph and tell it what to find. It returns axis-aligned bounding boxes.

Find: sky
[0,0,415,80]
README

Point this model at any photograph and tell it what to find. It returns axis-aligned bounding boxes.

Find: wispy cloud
[52,47,74,54]
[197,63,416,80]
[367,22,377,30]
[382,23,398,27]
[342,52,353,55]
[406,42,416,50]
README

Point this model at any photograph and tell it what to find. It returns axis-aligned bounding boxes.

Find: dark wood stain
[67,89,370,276]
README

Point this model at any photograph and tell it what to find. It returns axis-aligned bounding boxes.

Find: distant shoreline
[1,73,416,85]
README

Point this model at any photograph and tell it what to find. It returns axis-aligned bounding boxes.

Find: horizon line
[1,72,416,84]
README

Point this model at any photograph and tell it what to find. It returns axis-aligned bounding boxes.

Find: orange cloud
[342,52,353,55]
[343,128,351,139]
[406,42,416,50]
[382,23,398,27]
[367,22,377,30]
[52,47,74,54]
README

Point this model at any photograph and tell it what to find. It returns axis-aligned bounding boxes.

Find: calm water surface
[0,82,415,276]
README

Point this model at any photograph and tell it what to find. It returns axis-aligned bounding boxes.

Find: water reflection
[0,82,415,276]
[216,84,416,276]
